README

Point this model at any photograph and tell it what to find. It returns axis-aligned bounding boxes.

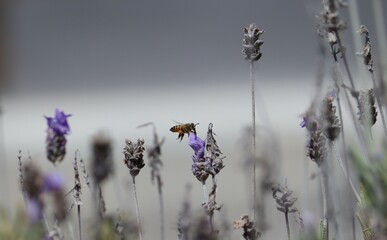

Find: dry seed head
[320,0,347,33]
[272,182,298,214]
[123,139,145,177]
[307,130,327,167]
[205,123,225,175]
[91,131,114,184]
[358,89,377,126]
[242,23,264,62]
[321,95,341,141]
[73,151,82,206]
[22,160,44,200]
[358,25,374,72]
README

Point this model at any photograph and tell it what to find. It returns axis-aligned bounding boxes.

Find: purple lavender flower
[45,108,71,135]
[188,133,205,162]
[45,108,71,165]
[26,198,44,222]
[43,172,65,192]
[188,133,209,182]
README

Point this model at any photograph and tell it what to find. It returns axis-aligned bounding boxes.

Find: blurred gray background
[0,0,386,239]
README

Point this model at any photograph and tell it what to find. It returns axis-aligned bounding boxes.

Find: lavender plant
[138,122,166,240]
[242,23,264,224]
[123,138,145,240]
[45,108,71,165]
[272,182,298,240]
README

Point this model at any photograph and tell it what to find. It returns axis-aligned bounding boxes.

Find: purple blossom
[300,117,307,128]
[188,133,205,161]
[26,198,44,222]
[43,172,65,192]
[45,108,71,164]
[45,108,71,136]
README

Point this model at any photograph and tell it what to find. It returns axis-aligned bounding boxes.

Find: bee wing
[172,120,184,125]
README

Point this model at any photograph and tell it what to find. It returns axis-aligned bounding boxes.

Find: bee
[170,122,198,141]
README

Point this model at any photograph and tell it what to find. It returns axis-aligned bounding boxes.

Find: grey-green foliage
[350,144,387,238]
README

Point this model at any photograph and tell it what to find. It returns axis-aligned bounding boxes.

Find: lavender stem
[132,175,143,240]
[77,205,82,240]
[250,61,257,223]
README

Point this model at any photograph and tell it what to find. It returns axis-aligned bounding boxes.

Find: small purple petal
[43,172,65,192]
[45,108,71,135]
[188,133,205,160]
[300,117,307,128]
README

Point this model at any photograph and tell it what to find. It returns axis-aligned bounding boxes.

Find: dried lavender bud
[300,110,319,132]
[272,182,298,214]
[357,89,377,126]
[358,25,373,72]
[320,93,341,141]
[205,123,225,175]
[123,139,145,177]
[307,130,327,167]
[45,108,71,165]
[319,0,347,33]
[18,150,24,188]
[91,132,114,184]
[79,155,91,190]
[233,215,261,240]
[73,151,82,206]
[22,160,44,203]
[242,23,264,62]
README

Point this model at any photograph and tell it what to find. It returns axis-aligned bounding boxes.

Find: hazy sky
[1,1,386,239]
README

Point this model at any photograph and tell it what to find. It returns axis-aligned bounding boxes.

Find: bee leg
[178,133,184,142]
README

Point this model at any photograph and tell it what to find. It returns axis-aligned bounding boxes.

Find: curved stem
[132,176,143,240]
[331,141,361,203]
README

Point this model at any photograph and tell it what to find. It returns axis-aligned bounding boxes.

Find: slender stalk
[156,176,165,240]
[285,211,290,240]
[202,182,208,204]
[348,0,368,87]
[335,77,356,240]
[334,61,370,158]
[335,32,356,90]
[331,141,361,203]
[132,175,143,240]
[250,61,257,223]
[77,205,82,240]
[318,166,328,239]
[372,0,387,79]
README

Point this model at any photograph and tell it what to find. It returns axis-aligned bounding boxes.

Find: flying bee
[170,122,198,142]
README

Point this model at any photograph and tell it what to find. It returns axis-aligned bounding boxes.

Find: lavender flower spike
[188,133,209,183]
[45,108,71,165]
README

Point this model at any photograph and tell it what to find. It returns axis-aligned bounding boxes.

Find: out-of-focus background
[0,0,386,239]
